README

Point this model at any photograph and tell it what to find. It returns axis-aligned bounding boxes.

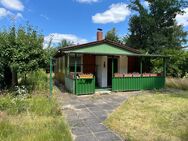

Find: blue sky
[0,0,188,47]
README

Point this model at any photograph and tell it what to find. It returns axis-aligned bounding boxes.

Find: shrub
[20,69,49,92]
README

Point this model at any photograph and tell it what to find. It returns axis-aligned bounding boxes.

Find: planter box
[124,73,133,77]
[143,73,150,77]
[114,73,124,78]
[133,73,141,77]
[150,74,158,77]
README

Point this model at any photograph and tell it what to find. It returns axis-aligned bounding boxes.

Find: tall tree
[127,0,188,77]
[127,0,187,54]
[58,39,74,49]
[105,28,120,42]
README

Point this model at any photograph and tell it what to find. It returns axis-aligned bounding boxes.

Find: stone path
[58,92,140,141]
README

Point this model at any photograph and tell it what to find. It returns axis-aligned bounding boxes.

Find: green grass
[0,90,72,141]
[19,69,49,92]
[166,77,188,90]
[105,91,188,141]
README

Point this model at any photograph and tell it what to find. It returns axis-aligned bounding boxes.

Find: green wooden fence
[112,77,165,91]
[75,78,95,95]
[65,77,75,93]
[65,77,95,95]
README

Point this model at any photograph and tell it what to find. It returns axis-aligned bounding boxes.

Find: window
[69,55,81,72]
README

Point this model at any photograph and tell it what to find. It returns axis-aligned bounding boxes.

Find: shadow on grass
[146,89,188,99]
[169,92,188,99]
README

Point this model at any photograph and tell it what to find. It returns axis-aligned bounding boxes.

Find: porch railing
[75,78,95,95]
[65,76,95,95]
[112,76,165,91]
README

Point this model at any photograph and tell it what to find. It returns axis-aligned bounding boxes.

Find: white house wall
[118,56,128,73]
[96,56,107,88]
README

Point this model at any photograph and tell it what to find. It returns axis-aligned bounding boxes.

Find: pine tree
[127,0,187,54]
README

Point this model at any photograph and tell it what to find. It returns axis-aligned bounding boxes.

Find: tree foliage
[105,28,120,42]
[58,39,74,49]
[127,0,187,54]
[127,0,188,77]
[0,24,46,88]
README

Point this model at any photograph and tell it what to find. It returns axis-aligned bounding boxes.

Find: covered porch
[64,52,167,95]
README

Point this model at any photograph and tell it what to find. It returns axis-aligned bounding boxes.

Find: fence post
[112,56,114,77]
[163,57,167,77]
[67,54,70,76]
[50,57,53,97]
[140,57,143,76]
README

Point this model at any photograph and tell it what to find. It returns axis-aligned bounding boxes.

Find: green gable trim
[64,43,137,55]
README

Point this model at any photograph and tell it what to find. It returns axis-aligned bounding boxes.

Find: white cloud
[0,7,22,20]
[40,14,49,20]
[15,12,23,19]
[0,7,11,17]
[176,8,188,27]
[92,3,131,24]
[0,0,24,11]
[44,33,88,48]
[76,0,99,3]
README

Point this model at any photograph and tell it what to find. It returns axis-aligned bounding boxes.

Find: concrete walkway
[58,92,140,141]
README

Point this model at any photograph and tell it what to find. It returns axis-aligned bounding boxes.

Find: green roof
[64,43,137,55]
[54,39,168,58]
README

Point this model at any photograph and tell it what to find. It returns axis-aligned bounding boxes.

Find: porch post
[140,57,143,76]
[67,54,70,76]
[112,56,114,77]
[74,54,77,79]
[163,57,167,77]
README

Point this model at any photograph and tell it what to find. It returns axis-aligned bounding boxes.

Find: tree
[0,24,46,87]
[127,0,187,54]
[105,28,120,42]
[58,39,73,49]
[152,49,188,77]
[127,0,188,77]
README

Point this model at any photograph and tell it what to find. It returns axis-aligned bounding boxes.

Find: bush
[19,69,49,92]
[152,49,188,77]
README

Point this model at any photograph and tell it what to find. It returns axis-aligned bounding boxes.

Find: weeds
[166,77,188,90]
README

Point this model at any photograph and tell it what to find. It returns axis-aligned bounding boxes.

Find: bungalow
[54,29,167,95]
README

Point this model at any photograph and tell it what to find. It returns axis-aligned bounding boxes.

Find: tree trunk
[11,68,18,87]
[4,66,12,88]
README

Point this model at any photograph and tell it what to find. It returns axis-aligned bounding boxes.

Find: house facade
[54,30,167,95]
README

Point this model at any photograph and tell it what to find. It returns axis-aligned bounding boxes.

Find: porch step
[95,89,112,94]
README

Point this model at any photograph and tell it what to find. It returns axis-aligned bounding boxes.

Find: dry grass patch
[166,78,188,90]
[105,91,188,141]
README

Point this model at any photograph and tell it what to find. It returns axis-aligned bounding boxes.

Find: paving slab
[75,134,98,141]
[58,91,141,141]
[95,131,122,141]
[71,126,91,136]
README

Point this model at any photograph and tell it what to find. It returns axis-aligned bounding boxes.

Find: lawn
[0,89,72,141]
[105,91,188,141]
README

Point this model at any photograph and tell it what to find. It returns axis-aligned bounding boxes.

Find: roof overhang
[64,51,169,58]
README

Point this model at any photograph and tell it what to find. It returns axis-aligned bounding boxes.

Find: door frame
[107,57,118,87]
